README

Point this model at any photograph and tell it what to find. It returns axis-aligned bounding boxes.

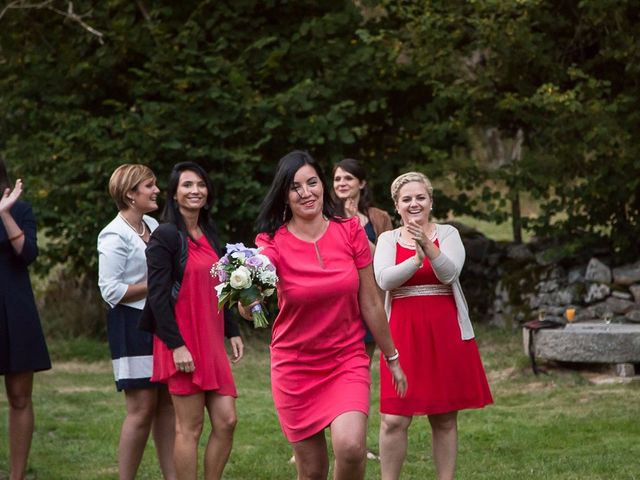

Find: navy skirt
[0,295,51,375]
[107,304,159,391]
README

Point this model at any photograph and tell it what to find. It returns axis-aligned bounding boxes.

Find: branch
[0,0,104,44]
[0,0,53,22]
[135,0,150,21]
[47,2,104,44]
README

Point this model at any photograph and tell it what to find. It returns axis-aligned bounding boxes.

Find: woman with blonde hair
[98,164,176,480]
[374,172,492,480]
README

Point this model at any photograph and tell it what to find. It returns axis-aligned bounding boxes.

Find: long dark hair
[162,161,222,254]
[331,158,373,217]
[256,150,339,237]
[0,158,10,193]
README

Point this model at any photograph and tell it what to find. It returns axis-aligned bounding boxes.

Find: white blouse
[97,214,159,310]
[373,223,475,340]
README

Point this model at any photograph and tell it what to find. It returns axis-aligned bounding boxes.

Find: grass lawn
[1,325,639,479]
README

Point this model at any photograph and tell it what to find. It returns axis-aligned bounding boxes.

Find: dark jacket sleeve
[224,307,240,338]
[143,224,185,349]
[13,202,38,265]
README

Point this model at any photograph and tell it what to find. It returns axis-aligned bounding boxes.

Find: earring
[282,204,288,222]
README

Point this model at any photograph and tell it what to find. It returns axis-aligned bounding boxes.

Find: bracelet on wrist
[8,230,24,242]
[384,349,400,363]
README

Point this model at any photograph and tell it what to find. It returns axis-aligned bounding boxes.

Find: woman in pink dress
[141,162,244,480]
[252,151,407,480]
[374,172,493,480]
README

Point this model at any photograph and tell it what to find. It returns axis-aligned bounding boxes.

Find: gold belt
[391,284,453,299]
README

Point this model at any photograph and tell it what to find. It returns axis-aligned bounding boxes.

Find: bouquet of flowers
[211,243,278,328]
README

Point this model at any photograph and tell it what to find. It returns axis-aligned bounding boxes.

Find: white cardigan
[97,214,158,310]
[373,224,475,340]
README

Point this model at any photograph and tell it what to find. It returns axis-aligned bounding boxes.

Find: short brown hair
[108,164,155,211]
[390,171,433,204]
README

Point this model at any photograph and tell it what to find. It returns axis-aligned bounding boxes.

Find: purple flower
[243,247,260,257]
[225,242,248,253]
[217,270,229,282]
[246,256,263,268]
[219,256,230,265]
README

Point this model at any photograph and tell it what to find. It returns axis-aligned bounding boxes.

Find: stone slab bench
[523,322,640,376]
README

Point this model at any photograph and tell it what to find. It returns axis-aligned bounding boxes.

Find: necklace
[119,213,146,237]
[426,224,437,241]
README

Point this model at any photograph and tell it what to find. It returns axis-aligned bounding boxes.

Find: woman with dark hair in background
[251,151,406,480]
[97,164,176,480]
[332,158,393,461]
[333,158,393,251]
[333,158,392,360]
[141,161,243,480]
[0,159,51,480]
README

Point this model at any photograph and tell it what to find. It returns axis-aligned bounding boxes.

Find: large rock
[552,285,581,306]
[464,236,493,263]
[612,290,633,300]
[630,284,640,304]
[523,322,640,363]
[507,243,534,261]
[567,265,586,284]
[584,283,611,304]
[626,310,640,323]
[605,296,637,314]
[585,258,612,283]
[613,261,640,286]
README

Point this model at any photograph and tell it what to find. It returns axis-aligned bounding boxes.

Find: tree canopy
[1,0,638,277]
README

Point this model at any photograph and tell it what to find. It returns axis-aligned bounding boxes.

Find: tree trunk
[511,189,522,244]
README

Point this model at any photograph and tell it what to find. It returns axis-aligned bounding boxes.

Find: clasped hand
[406,220,427,265]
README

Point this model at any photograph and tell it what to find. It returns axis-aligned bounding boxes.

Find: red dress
[256,217,371,442]
[151,236,237,397]
[380,242,492,415]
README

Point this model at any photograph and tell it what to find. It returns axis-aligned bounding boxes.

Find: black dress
[0,201,51,374]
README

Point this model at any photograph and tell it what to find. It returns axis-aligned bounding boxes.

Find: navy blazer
[140,223,239,349]
[0,201,51,373]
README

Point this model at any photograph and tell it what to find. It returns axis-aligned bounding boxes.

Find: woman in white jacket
[374,172,493,480]
[98,164,176,480]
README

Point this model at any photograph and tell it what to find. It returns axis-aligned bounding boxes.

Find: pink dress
[380,242,492,415]
[151,236,237,397]
[256,217,372,442]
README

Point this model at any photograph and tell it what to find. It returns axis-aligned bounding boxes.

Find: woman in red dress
[252,151,407,480]
[141,162,244,480]
[374,172,493,480]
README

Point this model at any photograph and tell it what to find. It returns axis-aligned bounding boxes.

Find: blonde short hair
[108,164,155,211]
[390,171,433,204]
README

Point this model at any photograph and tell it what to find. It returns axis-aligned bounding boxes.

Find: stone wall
[454,222,640,327]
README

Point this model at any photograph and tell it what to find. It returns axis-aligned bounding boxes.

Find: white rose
[229,266,252,289]
[231,251,246,263]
